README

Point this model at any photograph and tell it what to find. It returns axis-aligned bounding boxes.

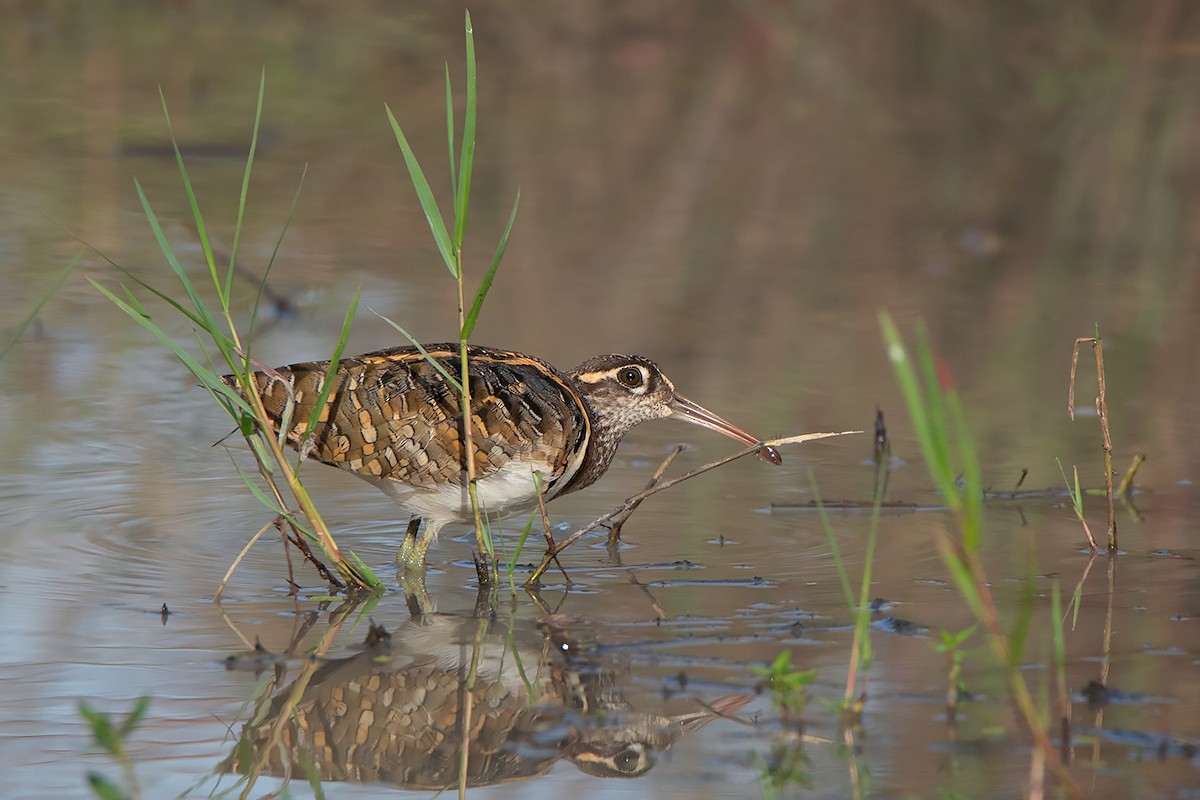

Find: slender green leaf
[248,162,307,347]
[445,65,456,196]
[508,469,541,581]
[246,435,275,475]
[509,512,536,585]
[855,462,886,673]
[225,68,266,305]
[89,280,244,410]
[453,10,477,250]
[1008,570,1037,667]
[78,703,119,754]
[881,313,930,457]
[915,325,956,503]
[158,88,221,307]
[1072,465,1084,515]
[462,189,520,339]
[954,625,977,647]
[938,544,986,622]
[85,773,127,800]
[116,697,151,738]
[134,179,218,335]
[303,756,327,800]
[1051,580,1066,678]
[276,390,297,451]
[385,104,455,277]
[120,269,240,362]
[811,474,856,610]
[96,279,253,417]
[344,549,382,589]
[228,453,289,516]
[302,288,361,451]
[0,252,81,361]
[948,389,983,550]
[371,309,463,392]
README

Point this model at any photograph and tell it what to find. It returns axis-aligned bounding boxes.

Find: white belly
[371,457,559,531]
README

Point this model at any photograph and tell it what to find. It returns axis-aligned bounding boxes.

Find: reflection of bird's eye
[614,747,641,772]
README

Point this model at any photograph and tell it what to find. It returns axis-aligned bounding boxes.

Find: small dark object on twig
[873,407,889,465]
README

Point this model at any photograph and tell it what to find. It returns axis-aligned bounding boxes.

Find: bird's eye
[617,366,644,388]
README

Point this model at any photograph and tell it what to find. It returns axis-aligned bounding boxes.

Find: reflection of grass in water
[0,255,80,362]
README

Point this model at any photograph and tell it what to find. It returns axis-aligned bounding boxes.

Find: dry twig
[524,430,860,586]
[1068,335,1117,551]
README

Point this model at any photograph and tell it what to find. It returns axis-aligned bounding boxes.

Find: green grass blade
[134,179,219,335]
[1007,567,1038,667]
[507,469,542,582]
[157,88,221,306]
[78,702,119,754]
[461,188,519,339]
[371,309,463,393]
[508,512,537,586]
[302,288,360,450]
[89,279,249,415]
[228,453,288,516]
[914,325,956,503]
[385,104,455,277]
[248,162,307,345]
[1051,579,1066,678]
[811,473,856,610]
[1072,465,1084,515]
[246,433,275,473]
[226,67,266,303]
[445,65,456,197]
[0,252,80,361]
[938,547,986,621]
[880,313,931,456]
[303,758,327,800]
[85,773,127,800]
[452,10,477,251]
[116,697,151,738]
[121,269,236,356]
[948,389,983,549]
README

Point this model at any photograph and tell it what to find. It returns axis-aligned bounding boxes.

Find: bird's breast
[373,454,573,525]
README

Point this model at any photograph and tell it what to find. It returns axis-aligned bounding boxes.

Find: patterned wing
[226,345,589,489]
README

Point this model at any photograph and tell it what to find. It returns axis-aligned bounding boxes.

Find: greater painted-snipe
[225,344,779,568]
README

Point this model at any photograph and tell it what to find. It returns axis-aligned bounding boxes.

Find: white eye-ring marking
[614,364,650,394]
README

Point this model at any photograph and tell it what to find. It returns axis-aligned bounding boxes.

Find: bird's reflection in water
[228,611,750,789]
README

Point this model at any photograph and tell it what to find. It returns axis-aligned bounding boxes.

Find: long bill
[668,395,782,465]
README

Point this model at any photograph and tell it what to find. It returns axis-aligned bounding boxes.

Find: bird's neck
[554,389,629,497]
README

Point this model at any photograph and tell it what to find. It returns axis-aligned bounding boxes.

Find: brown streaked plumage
[223,344,779,569]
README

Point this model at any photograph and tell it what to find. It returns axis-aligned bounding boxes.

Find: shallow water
[3,3,1200,799]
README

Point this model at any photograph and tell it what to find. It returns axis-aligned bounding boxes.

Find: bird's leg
[397,516,424,570]
[396,517,438,613]
[397,516,440,572]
